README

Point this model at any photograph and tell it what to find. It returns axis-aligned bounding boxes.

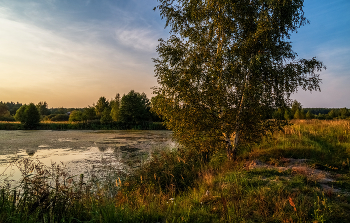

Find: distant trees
[1,93,164,125]
[50,114,69,121]
[119,90,151,123]
[67,91,157,124]
[294,109,304,119]
[3,96,349,126]
[0,103,14,121]
[24,103,41,129]
[69,110,83,122]
[14,104,28,122]
[0,103,9,116]
[305,111,314,119]
[15,103,40,129]
[82,107,96,121]
[272,108,284,120]
[340,108,349,119]
[36,101,50,116]
[0,101,22,115]
[291,101,302,117]
[110,94,120,121]
[95,97,110,118]
[100,108,113,124]
[270,100,350,120]
[284,110,292,121]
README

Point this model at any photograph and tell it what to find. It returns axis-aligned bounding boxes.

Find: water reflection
[26,149,37,156]
[0,130,173,185]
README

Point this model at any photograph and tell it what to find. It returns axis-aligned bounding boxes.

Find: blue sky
[0,0,349,108]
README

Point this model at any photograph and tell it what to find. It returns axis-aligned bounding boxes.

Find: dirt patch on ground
[246,158,340,193]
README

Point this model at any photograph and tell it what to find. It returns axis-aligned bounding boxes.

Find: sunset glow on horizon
[0,0,349,108]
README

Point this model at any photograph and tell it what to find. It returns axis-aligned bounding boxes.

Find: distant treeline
[271,100,350,120]
[0,90,163,129]
[0,121,166,130]
[1,97,349,128]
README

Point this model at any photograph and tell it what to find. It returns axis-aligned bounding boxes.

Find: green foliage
[110,93,120,121]
[14,104,28,122]
[328,109,336,119]
[300,109,306,119]
[53,107,67,114]
[340,107,349,118]
[294,108,305,119]
[284,110,292,121]
[0,101,23,115]
[21,103,41,129]
[124,147,203,195]
[95,96,110,117]
[82,106,96,121]
[36,101,50,116]
[153,0,325,159]
[272,108,284,120]
[50,114,69,121]
[0,103,14,121]
[0,103,9,116]
[100,107,112,124]
[294,109,301,119]
[45,114,57,121]
[69,110,83,122]
[291,100,302,116]
[306,110,314,119]
[119,90,151,123]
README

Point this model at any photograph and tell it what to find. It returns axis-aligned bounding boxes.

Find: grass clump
[1,120,350,222]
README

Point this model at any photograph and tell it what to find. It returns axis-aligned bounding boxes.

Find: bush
[69,110,83,122]
[24,103,41,129]
[14,103,40,129]
[123,147,203,195]
[0,115,15,121]
[50,114,69,121]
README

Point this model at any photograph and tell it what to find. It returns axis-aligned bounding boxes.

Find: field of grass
[1,120,350,222]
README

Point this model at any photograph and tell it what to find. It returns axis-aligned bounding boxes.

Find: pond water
[0,130,173,186]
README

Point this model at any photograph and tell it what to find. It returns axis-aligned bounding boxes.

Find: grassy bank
[1,120,350,222]
[0,121,166,130]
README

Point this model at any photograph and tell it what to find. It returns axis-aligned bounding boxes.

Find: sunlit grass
[1,120,350,222]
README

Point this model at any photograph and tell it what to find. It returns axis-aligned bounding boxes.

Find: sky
[0,0,349,108]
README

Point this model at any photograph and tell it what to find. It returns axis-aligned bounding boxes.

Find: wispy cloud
[114,27,159,52]
[0,2,161,107]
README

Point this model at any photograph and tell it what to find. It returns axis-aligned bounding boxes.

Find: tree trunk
[225,131,238,160]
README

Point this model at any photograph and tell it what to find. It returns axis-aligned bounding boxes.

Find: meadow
[1,120,349,222]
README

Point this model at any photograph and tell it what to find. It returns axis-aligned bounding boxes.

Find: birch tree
[152,0,325,160]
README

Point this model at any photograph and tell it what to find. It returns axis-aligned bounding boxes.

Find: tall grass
[1,120,350,222]
[248,120,350,171]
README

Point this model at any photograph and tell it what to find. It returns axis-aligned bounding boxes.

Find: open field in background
[1,120,350,222]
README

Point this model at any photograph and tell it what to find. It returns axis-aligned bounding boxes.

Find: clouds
[114,27,159,52]
[289,0,350,107]
[0,0,348,108]
[0,0,165,107]
[292,44,350,108]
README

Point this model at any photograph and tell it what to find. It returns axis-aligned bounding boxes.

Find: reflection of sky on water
[0,130,173,185]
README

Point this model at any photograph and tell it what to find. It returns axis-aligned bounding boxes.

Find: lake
[0,130,173,186]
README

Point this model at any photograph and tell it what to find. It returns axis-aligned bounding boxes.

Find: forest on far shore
[0,93,349,125]
[0,90,162,125]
